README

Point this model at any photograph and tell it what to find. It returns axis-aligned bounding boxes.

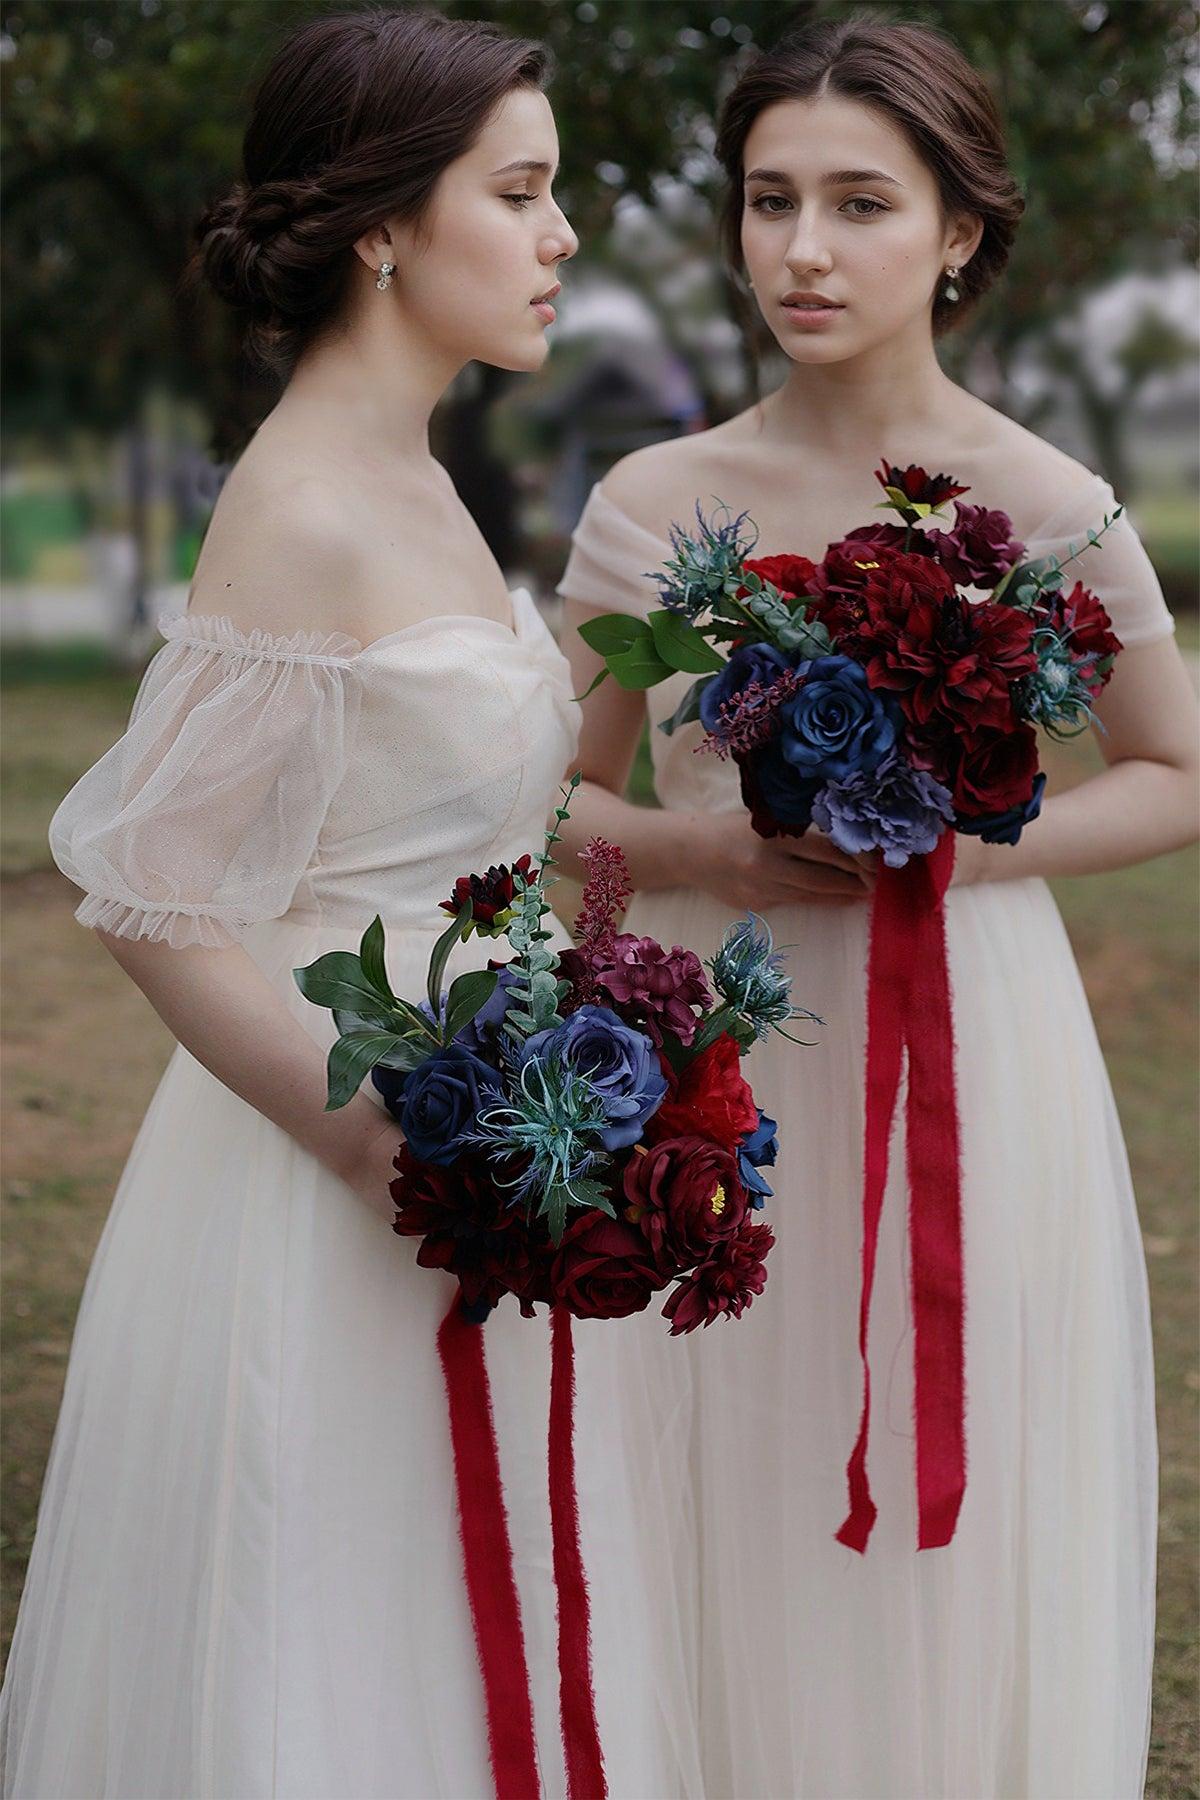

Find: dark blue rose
[388,1044,504,1166]
[750,738,822,828]
[699,641,793,735]
[779,655,899,783]
[955,770,1046,846]
[521,1004,668,1152]
[737,1109,779,1207]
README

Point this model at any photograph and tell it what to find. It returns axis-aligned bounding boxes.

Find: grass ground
[2,637,1196,1794]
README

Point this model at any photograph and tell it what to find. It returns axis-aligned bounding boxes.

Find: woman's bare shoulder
[956,397,1106,536]
[598,410,763,539]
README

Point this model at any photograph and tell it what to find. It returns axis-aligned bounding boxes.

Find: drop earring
[942,266,961,303]
[376,262,395,292]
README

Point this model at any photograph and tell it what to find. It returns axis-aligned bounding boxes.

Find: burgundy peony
[622,1133,749,1267]
[949,721,1040,818]
[648,1032,760,1149]
[933,501,1025,588]
[549,1211,667,1320]
[592,933,712,1047]
[808,524,915,625]
[439,854,533,926]
[390,1145,545,1315]
[662,1219,775,1335]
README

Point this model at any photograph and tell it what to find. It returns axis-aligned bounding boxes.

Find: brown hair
[716,11,1024,337]
[192,6,548,374]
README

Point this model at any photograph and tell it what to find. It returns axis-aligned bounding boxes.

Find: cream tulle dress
[1,589,705,1800]
[559,477,1175,1800]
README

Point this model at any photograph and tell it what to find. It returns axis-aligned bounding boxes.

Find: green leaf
[658,674,713,737]
[570,667,609,704]
[608,637,673,691]
[359,916,395,1004]
[647,608,726,674]
[294,954,398,1025]
[577,612,646,656]
[442,967,500,1043]
[325,1031,411,1110]
[426,905,471,1020]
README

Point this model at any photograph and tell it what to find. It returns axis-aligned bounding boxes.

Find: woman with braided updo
[0,11,702,1798]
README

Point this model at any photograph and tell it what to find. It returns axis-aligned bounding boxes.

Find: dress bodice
[48,586,581,947]
[557,477,1176,820]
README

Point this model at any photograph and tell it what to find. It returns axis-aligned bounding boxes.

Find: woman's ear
[945,212,984,272]
[352,222,395,275]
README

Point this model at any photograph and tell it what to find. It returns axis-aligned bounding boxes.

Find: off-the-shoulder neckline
[586,471,1118,554]
[159,587,530,665]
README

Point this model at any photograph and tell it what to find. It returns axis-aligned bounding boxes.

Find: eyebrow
[490,158,554,177]
[745,166,904,189]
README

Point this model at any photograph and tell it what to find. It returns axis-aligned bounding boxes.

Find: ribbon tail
[904,839,967,1549]
[549,1306,608,1799]
[437,1293,540,1800]
[836,863,914,1553]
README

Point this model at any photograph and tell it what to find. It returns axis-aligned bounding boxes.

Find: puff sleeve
[48,613,362,948]
[1026,476,1176,649]
[556,483,668,622]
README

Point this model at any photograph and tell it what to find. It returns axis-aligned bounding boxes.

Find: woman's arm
[559,597,875,908]
[99,932,401,1221]
[953,634,1200,886]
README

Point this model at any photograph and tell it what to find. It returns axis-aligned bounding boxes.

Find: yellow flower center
[710,1183,725,1217]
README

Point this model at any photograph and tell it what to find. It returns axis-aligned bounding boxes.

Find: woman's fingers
[775,833,874,877]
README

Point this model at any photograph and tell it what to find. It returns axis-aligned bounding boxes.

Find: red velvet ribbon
[836,831,966,1554]
[437,1293,608,1800]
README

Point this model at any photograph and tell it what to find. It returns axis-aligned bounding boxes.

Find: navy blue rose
[779,655,899,783]
[955,770,1046,846]
[387,1044,504,1167]
[699,641,793,736]
[737,1109,779,1207]
[521,1004,668,1152]
[750,738,822,828]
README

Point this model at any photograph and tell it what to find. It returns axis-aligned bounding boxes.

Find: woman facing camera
[561,14,1197,1798]
[0,11,697,1799]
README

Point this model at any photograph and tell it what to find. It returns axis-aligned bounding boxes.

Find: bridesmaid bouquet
[294,771,811,1336]
[578,458,1123,861]
[578,461,1124,1560]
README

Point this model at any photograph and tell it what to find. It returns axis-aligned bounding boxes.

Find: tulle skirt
[590,872,1158,1799]
[0,914,704,1800]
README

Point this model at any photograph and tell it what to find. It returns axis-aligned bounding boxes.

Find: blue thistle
[654,502,759,619]
[707,912,821,1046]
[1016,625,1102,740]
[461,1054,613,1219]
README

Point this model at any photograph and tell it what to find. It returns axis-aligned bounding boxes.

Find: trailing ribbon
[836,831,966,1554]
[437,1293,608,1800]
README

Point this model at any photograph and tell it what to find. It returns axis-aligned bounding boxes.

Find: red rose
[391,1146,546,1315]
[743,554,818,600]
[648,1032,760,1148]
[950,722,1040,818]
[662,1219,775,1334]
[549,1211,667,1320]
[622,1133,749,1268]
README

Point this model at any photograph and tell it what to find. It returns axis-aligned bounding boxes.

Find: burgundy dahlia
[390,1145,545,1315]
[439,854,533,926]
[875,460,970,514]
[662,1219,775,1335]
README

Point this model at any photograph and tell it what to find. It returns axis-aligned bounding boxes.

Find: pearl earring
[942,266,961,303]
[376,262,395,292]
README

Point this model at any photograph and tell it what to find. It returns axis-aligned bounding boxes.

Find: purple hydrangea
[811,751,955,869]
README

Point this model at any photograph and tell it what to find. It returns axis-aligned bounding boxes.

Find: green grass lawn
[2,648,1196,1793]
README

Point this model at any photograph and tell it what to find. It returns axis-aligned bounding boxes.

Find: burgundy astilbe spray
[698,667,806,760]
[567,837,635,1006]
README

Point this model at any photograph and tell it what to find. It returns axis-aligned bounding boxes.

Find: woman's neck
[274,307,463,463]
[761,328,963,461]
